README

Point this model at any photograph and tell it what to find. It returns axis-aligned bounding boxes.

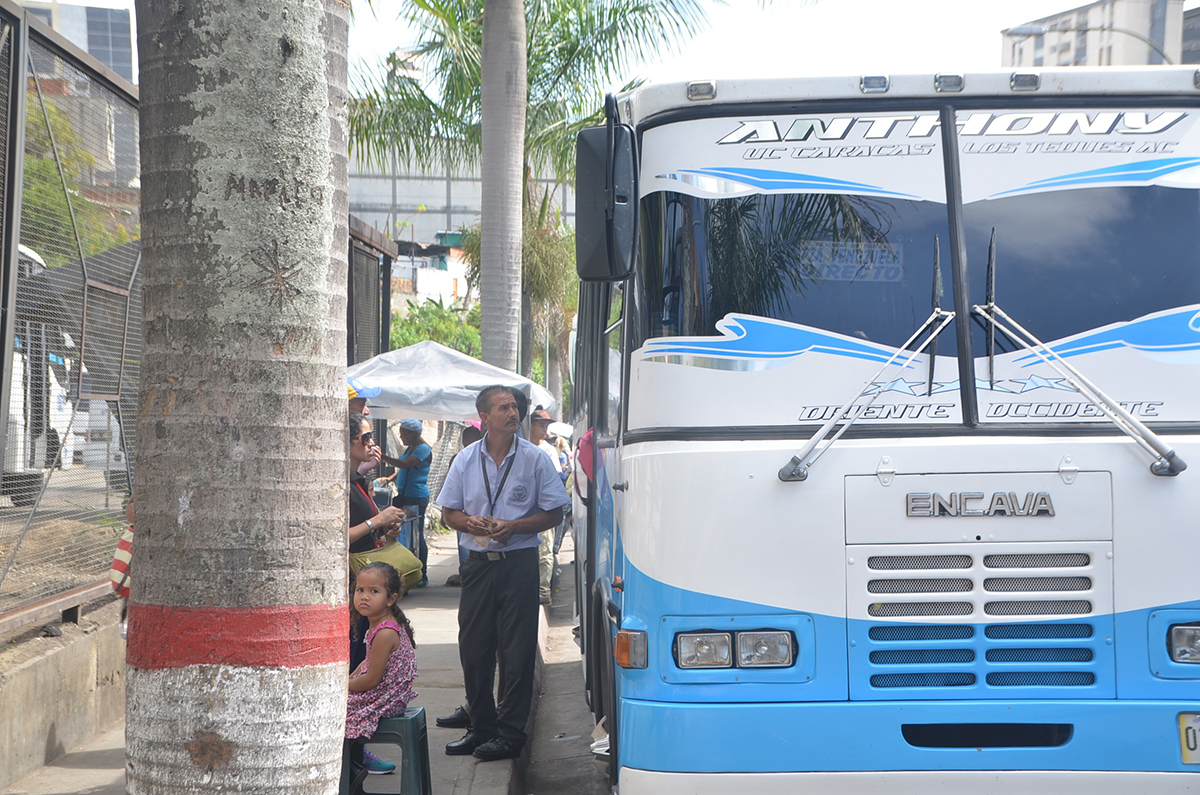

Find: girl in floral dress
[347,562,418,772]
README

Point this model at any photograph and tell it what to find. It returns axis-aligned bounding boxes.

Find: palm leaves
[351,0,713,378]
[705,193,894,322]
[349,0,709,183]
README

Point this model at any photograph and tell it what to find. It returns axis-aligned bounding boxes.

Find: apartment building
[1002,0,1183,67]
[1184,6,1200,63]
[16,0,134,81]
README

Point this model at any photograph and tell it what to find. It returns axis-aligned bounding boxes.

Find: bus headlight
[737,631,794,667]
[676,632,732,668]
[1170,625,1200,663]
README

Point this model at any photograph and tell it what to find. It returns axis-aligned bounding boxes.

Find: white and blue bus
[571,68,1200,793]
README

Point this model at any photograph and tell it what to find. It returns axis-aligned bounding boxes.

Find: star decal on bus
[929,379,1017,394]
[1008,375,1076,393]
[864,378,923,395]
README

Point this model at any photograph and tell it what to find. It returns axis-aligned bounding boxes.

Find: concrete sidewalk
[1,530,542,795]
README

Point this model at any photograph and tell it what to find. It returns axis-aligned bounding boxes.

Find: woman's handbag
[349,538,423,593]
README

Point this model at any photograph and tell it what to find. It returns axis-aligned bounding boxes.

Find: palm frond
[350,0,715,187]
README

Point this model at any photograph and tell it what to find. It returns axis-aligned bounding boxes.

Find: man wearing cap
[438,385,569,762]
[347,377,378,417]
[530,407,562,606]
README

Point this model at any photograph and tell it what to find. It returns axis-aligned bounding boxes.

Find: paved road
[526,535,609,795]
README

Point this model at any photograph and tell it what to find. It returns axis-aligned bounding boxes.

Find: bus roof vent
[686,80,716,101]
[935,74,964,92]
[1010,73,1040,91]
[860,75,890,93]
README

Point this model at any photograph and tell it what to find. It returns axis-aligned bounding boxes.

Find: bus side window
[603,283,623,436]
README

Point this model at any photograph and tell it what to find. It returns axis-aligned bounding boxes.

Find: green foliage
[705,194,891,321]
[390,297,482,358]
[20,93,134,269]
[459,195,574,308]
[349,0,709,184]
[458,222,480,281]
[521,188,575,308]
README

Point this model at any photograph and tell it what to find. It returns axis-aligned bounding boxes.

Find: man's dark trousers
[458,546,539,747]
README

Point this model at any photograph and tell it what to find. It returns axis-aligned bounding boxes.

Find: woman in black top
[349,413,406,552]
[348,413,406,670]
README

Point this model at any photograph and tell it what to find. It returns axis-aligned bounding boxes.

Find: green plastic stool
[342,707,432,795]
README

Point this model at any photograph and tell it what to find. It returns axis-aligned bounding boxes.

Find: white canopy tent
[347,340,557,422]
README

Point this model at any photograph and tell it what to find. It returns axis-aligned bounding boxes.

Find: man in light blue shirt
[438,385,569,761]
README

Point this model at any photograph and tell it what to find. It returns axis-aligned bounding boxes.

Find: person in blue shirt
[438,385,569,762]
[385,418,433,587]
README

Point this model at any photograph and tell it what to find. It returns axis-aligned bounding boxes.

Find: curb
[508,603,550,795]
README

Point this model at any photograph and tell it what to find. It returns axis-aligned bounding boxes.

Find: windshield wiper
[973,300,1186,477]
[779,241,953,482]
[985,228,997,388]
[926,235,943,397]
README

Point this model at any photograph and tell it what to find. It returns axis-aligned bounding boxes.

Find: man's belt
[466,548,533,561]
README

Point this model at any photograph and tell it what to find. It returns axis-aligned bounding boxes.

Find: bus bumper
[618,698,1200,779]
[618,768,1200,794]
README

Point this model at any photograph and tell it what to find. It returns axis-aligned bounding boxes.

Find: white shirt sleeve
[438,449,467,511]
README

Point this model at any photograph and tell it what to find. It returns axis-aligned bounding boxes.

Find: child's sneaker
[362,748,395,775]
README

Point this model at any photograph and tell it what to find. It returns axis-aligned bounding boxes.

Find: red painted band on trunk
[126,602,350,669]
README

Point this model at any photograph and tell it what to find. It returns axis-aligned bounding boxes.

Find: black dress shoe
[473,736,522,762]
[445,731,491,756]
[436,705,472,729]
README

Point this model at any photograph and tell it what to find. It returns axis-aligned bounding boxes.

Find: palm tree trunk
[127,2,350,792]
[479,0,527,371]
[520,288,533,377]
[547,324,562,410]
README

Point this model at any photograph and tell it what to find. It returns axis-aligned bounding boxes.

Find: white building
[350,152,576,312]
[390,232,472,311]
[1184,6,1200,63]
[349,152,576,249]
[1002,0,1183,67]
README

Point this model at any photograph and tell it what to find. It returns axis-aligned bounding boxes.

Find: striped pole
[128,1,351,792]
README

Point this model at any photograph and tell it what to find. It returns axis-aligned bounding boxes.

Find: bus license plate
[1179,714,1200,764]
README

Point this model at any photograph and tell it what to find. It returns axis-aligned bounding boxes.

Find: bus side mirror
[576,124,636,282]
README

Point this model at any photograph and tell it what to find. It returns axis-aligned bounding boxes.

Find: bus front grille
[847,541,1115,700]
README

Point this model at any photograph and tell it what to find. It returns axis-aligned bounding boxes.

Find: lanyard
[480,442,517,517]
[354,481,378,516]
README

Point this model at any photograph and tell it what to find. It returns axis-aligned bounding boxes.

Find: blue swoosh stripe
[642,315,912,367]
[1014,305,1200,365]
[994,158,1200,197]
[678,167,920,199]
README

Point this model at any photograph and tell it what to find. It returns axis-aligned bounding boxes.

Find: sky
[349,0,1200,90]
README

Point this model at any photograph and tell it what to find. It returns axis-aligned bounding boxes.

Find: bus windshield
[630,106,1200,427]
[636,190,953,352]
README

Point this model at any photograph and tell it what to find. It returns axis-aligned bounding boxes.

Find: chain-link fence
[0,18,141,622]
[428,420,466,504]
[0,18,397,629]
